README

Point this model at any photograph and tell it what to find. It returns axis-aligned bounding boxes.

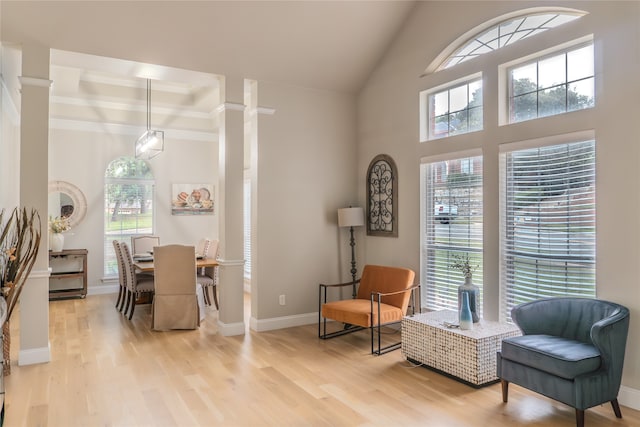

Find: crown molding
[49,118,217,142]
[51,95,213,120]
[18,76,53,88]
[215,102,246,113]
[256,106,276,115]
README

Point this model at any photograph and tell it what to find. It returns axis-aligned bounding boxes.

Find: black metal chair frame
[318,280,420,355]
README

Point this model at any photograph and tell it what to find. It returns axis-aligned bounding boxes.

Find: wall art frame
[366,154,397,237]
[171,183,214,215]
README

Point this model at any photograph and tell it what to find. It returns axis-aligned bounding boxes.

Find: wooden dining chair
[120,241,155,320]
[196,239,220,308]
[151,244,200,330]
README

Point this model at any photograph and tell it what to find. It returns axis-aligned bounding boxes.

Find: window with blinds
[500,140,595,322]
[421,154,483,313]
[243,178,251,281]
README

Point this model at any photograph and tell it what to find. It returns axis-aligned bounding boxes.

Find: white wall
[49,127,218,290]
[0,45,21,209]
[252,81,357,324]
[358,0,640,399]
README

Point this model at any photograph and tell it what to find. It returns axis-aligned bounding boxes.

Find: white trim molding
[215,102,246,113]
[18,76,53,88]
[217,258,246,267]
[619,385,640,411]
[250,312,317,332]
[87,284,119,296]
[30,268,51,279]
[256,106,276,115]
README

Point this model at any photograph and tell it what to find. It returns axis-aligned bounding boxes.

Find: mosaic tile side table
[401,310,521,387]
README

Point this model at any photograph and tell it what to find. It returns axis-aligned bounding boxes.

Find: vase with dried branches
[0,207,41,375]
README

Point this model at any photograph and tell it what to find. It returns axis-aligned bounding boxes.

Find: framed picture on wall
[172,184,214,215]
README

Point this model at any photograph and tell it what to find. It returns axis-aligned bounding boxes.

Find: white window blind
[243,178,251,280]
[421,154,483,313]
[500,140,596,322]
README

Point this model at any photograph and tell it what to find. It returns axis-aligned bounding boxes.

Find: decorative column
[216,76,246,336]
[18,44,51,365]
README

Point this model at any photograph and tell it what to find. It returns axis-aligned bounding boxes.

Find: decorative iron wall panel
[367,154,397,237]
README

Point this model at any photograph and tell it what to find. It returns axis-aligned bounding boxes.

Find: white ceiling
[1,1,416,138]
[1,1,417,94]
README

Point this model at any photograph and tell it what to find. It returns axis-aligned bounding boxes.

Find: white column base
[18,342,51,365]
[217,319,245,336]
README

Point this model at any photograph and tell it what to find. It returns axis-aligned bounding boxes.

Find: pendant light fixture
[135,78,164,159]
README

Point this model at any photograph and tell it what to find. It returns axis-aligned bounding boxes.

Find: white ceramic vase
[50,233,64,252]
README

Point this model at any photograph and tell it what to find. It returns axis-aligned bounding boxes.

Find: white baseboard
[18,342,51,365]
[250,312,317,332]
[217,320,245,336]
[619,385,640,410]
[87,284,119,295]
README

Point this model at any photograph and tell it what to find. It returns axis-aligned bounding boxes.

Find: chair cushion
[135,276,155,293]
[197,274,214,286]
[321,299,404,328]
[501,334,601,380]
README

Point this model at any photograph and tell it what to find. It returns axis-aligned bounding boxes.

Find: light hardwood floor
[4,294,639,427]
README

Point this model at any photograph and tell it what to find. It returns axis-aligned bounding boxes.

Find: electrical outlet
[279,295,286,305]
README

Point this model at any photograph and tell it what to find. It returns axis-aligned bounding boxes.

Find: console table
[49,249,88,300]
[402,310,520,387]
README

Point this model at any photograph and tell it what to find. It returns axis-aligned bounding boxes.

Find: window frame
[421,73,484,141]
[425,8,587,74]
[499,37,594,125]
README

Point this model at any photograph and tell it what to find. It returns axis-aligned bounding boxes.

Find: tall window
[104,157,155,276]
[500,139,595,321]
[509,43,594,123]
[243,177,251,281]
[421,154,483,312]
[427,77,483,140]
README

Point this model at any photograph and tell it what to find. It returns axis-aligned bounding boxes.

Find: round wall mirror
[48,181,87,227]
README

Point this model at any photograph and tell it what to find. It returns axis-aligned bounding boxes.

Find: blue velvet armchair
[497,297,630,427]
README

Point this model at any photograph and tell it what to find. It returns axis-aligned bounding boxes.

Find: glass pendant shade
[135,129,164,160]
[135,79,164,160]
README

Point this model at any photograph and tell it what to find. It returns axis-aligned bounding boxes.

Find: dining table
[133,257,219,273]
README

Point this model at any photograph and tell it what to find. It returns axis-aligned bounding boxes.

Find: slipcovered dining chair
[120,241,155,320]
[319,264,418,355]
[196,239,220,308]
[151,244,201,330]
[131,235,160,257]
[497,297,630,427]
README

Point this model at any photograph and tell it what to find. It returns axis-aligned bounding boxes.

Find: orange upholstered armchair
[319,264,418,355]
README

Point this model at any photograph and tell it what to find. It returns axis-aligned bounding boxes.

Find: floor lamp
[338,207,365,298]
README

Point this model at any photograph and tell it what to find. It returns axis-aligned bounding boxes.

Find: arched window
[427,8,586,73]
[104,157,155,276]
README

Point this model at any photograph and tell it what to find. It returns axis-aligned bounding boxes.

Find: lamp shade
[338,207,365,227]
